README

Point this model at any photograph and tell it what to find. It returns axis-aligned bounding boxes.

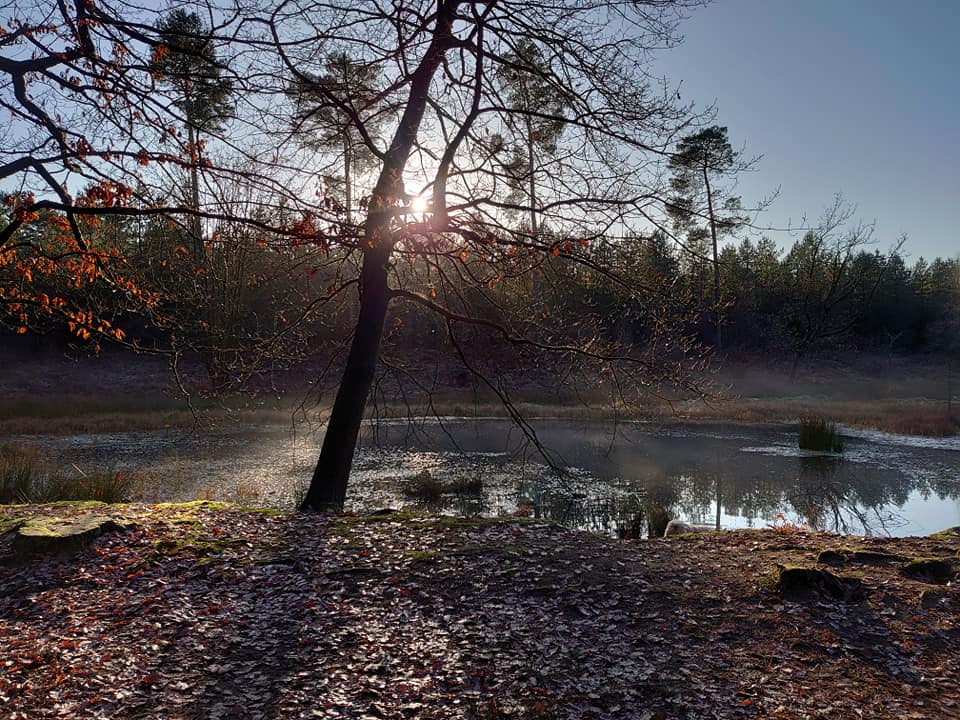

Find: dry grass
[6,395,951,438]
[0,401,318,435]
[657,396,958,437]
[2,350,956,438]
[0,445,134,504]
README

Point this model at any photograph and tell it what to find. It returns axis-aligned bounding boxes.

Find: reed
[0,444,133,504]
[797,417,844,453]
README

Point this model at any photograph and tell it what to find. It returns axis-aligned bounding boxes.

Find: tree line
[5,192,957,368]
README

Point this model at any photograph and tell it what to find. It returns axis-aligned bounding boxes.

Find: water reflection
[347,419,960,537]
[8,418,959,537]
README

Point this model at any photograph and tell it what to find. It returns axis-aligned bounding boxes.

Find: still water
[11,418,960,537]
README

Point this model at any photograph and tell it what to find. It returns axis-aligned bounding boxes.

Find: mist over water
[12,417,960,537]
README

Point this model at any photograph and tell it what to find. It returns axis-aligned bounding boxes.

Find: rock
[929,526,960,540]
[919,590,945,609]
[899,557,960,585]
[817,548,907,566]
[11,515,128,559]
[776,566,866,602]
[663,520,711,537]
[816,549,846,566]
[850,550,908,565]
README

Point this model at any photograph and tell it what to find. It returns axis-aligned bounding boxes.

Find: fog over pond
[14,418,960,538]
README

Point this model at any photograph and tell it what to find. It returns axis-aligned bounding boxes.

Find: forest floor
[1,502,959,720]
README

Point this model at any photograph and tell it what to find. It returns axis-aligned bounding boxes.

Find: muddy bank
[1,502,958,719]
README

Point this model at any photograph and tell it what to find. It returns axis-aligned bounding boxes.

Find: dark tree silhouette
[668,126,748,351]
[153,9,234,264]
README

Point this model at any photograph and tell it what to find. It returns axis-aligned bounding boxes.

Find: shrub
[798,417,844,453]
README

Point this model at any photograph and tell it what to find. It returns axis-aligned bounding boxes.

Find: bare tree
[2,0,707,511]
[268,0,706,510]
[779,198,902,375]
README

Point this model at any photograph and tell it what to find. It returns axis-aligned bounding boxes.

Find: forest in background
[3,194,957,390]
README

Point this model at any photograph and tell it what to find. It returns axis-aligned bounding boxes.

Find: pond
[10,417,960,538]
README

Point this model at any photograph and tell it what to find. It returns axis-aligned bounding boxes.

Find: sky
[653,0,959,263]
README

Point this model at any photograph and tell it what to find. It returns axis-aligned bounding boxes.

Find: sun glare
[410,195,430,213]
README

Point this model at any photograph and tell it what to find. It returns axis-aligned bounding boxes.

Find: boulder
[899,557,960,585]
[10,515,128,559]
[776,565,865,603]
[663,520,711,537]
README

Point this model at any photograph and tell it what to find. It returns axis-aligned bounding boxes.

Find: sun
[409,195,430,214]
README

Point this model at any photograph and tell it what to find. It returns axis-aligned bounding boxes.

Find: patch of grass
[0,445,133,504]
[30,472,134,504]
[797,417,844,452]
[403,471,444,502]
[446,476,483,495]
[0,445,40,504]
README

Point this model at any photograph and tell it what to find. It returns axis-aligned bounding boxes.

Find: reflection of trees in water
[786,457,913,535]
[661,451,959,536]
[521,446,960,538]
[361,421,959,536]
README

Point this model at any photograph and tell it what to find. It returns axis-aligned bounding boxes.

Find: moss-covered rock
[899,557,960,585]
[11,515,128,558]
[816,548,907,566]
[816,549,846,566]
[776,565,865,602]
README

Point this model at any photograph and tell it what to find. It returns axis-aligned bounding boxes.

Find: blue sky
[654,0,959,263]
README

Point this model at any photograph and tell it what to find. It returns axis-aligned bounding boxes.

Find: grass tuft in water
[403,471,444,502]
[798,417,844,453]
[646,505,673,539]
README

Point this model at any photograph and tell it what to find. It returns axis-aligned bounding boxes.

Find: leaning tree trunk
[299,0,461,511]
[300,244,391,510]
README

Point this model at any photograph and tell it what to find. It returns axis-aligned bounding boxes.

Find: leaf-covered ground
[1,502,958,719]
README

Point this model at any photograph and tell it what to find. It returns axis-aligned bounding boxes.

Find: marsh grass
[401,471,484,504]
[0,445,41,503]
[646,505,673,539]
[445,476,483,495]
[31,472,134,503]
[403,471,445,502]
[798,418,844,453]
[0,445,133,504]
